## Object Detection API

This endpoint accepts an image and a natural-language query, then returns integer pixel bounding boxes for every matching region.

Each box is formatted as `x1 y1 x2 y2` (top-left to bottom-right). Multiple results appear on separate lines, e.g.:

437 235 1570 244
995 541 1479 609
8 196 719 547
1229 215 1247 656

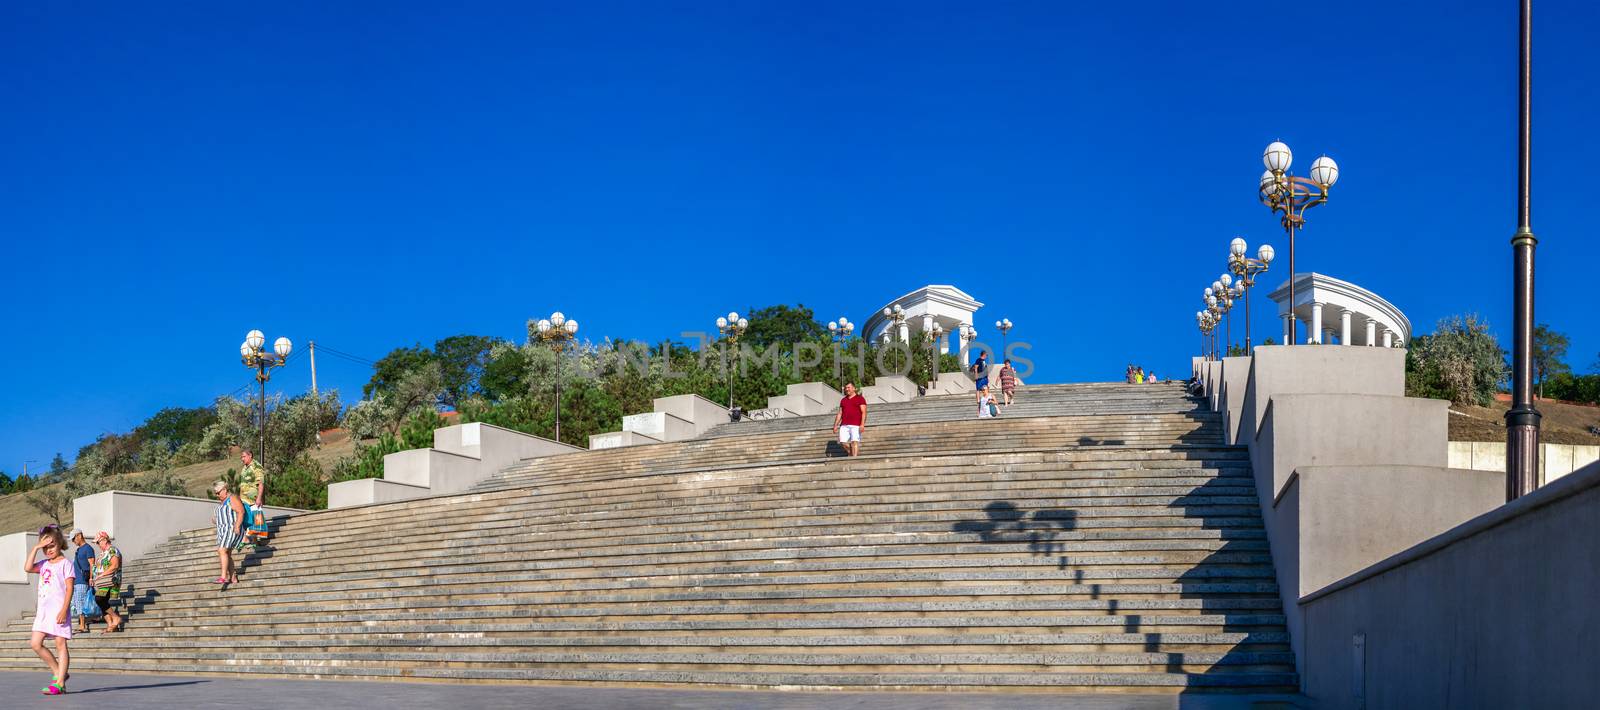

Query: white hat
69 528 85 540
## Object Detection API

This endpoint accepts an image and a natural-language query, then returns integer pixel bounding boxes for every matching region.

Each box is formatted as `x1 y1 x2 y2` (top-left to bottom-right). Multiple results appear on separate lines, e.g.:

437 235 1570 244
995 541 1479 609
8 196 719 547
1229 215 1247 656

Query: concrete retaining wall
1299 460 1600 708
1447 440 1600 483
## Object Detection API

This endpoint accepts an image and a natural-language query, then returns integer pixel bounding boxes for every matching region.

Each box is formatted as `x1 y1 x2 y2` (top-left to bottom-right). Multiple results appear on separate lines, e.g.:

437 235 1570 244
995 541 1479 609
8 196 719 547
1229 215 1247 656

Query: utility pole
309 341 319 396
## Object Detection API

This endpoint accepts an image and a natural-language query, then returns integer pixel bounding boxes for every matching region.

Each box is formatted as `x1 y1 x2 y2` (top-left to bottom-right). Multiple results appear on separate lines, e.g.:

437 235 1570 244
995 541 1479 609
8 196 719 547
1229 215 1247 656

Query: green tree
434 335 502 407
0 471 12 495
1407 314 1508 406
1532 324 1570 399
741 304 826 350
364 345 436 399
10 473 34 494
48 454 68 478
134 406 217 452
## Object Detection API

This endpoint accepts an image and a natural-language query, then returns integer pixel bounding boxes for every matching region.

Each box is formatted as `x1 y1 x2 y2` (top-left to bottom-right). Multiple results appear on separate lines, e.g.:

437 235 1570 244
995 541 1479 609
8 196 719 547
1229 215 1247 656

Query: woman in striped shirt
212 480 245 585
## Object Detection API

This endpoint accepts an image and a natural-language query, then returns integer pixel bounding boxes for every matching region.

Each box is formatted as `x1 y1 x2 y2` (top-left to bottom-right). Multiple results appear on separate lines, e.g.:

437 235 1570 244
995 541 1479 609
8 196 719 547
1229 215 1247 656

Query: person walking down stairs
832 383 868 457
212 481 245 585
998 359 1018 408
91 532 125 633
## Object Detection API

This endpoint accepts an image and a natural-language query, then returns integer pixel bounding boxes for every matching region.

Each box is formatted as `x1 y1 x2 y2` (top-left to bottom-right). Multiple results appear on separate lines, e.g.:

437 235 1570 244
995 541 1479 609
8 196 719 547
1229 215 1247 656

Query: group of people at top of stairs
1125 364 1159 384
832 355 1022 458
21 524 125 695
212 450 273 587
973 352 1019 419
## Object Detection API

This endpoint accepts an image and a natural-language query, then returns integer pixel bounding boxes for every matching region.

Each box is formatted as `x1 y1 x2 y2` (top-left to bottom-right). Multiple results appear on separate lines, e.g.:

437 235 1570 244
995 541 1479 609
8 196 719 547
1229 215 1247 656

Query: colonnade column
1340 310 1352 346
1365 318 1377 347
1310 302 1324 344
1283 315 1292 344
1382 330 1394 348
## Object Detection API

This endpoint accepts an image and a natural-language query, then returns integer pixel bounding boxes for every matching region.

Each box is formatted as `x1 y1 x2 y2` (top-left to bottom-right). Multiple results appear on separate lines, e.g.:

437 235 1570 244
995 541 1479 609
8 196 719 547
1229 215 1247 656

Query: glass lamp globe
893 304 903 314
550 312 565 327
737 318 747 329
828 321 838 332
1206 296 1217 307
1259 244 1275 263
1204 287 1213 299
245 330 265 350
240 341 252 358
1230 237 1247 256
274 337 292 358
1220 273 1233 287
1310 155 1340 187
1263 141 1292 173
1211 280 1223 293
727 312 739 324
717 317 728 328
1003 318 1012 328
1259 170 1282 196
565 319 579 334
537 319 552 333
882 307 892 317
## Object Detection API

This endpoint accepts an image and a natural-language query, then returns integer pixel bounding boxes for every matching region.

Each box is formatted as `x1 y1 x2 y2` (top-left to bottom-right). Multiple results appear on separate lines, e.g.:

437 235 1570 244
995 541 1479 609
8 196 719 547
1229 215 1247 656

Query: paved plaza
0 672 1304 709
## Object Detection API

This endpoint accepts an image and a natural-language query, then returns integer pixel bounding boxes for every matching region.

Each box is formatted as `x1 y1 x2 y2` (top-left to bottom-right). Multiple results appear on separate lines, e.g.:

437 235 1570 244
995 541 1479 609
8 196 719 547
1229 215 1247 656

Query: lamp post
535 311 579 443
717 312 750 412
881 304 908 343
1259 141 1339 344
827 317 854 342
994 318 1013 357
1212 276 1238 356
239 329 292 463
1506 0 1541 500
1229 237 1275 352
925 322 945 388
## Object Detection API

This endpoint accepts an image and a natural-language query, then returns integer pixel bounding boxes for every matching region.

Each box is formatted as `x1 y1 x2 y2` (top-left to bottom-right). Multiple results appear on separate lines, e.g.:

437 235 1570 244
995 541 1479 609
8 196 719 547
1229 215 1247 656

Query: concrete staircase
0 382 1296 693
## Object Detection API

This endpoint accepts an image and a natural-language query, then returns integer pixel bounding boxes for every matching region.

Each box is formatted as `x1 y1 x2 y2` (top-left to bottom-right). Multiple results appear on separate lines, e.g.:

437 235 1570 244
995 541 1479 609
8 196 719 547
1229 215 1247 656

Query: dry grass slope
0 433 357 535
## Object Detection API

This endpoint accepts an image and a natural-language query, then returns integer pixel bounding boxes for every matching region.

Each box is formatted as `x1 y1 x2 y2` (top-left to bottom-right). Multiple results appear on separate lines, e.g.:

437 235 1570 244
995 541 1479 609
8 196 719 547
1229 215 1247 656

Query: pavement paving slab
0 672 1305 709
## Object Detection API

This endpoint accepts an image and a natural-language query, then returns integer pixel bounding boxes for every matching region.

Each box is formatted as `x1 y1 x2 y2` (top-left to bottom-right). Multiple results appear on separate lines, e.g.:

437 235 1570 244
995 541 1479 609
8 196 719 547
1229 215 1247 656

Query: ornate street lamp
994 318 1013 357
716 311 749 412
535 311 579 443
880 304 908 343
826 317 854 342
1259 141 1339 344
1228 237 1275 351
1507 0 1541 499
239 329 292 463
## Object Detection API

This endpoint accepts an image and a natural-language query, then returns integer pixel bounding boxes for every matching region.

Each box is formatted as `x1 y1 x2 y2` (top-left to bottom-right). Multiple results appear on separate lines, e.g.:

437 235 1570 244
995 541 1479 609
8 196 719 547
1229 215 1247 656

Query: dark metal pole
554 344 563 443
1506 0 1541 500
1244 282 1253 352
1225 310 1232 357
257 366 267 465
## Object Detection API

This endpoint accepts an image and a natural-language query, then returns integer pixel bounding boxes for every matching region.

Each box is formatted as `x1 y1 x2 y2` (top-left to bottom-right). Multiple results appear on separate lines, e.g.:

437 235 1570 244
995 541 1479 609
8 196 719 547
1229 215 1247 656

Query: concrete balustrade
328 422 580 508
0 532 40 629
1199 345 1511 693
1299 459 1600 708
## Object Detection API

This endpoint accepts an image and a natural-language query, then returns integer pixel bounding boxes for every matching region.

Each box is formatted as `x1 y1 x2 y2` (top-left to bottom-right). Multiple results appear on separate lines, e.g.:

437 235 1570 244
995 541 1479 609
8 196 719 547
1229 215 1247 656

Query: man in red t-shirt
833 383 868 457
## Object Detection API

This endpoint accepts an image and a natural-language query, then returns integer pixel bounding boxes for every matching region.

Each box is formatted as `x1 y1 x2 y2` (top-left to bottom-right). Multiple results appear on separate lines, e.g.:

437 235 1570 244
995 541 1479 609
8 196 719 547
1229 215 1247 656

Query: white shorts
837 425 861 443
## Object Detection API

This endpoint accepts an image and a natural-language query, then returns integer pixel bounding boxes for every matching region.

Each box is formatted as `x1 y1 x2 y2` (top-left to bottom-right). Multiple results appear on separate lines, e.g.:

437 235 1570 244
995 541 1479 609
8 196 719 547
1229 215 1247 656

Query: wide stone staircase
0 382 1297 693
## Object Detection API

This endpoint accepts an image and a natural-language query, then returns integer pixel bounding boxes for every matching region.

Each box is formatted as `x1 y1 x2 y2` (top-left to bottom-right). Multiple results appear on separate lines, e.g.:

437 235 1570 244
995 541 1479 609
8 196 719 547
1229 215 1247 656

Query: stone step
0 658 1297 691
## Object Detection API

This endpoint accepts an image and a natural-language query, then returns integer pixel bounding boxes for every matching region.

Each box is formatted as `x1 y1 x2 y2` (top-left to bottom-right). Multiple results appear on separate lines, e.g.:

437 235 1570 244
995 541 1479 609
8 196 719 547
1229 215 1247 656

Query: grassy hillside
0 432 357 536
1449 398 1600 445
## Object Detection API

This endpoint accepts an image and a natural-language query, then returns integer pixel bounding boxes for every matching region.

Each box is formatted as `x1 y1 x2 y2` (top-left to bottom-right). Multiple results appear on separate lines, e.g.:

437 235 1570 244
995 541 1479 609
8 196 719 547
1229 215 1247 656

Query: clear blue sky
2 1 1596 471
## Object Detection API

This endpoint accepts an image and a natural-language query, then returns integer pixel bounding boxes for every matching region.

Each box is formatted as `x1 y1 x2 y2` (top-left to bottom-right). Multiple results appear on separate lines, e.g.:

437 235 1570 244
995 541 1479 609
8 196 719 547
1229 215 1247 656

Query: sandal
42 680 65 695
211 577 228 584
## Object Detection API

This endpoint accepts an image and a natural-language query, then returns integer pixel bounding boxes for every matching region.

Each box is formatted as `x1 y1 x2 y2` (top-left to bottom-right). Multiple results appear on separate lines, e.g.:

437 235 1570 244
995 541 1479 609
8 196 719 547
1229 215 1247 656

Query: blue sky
2 1 1596 471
